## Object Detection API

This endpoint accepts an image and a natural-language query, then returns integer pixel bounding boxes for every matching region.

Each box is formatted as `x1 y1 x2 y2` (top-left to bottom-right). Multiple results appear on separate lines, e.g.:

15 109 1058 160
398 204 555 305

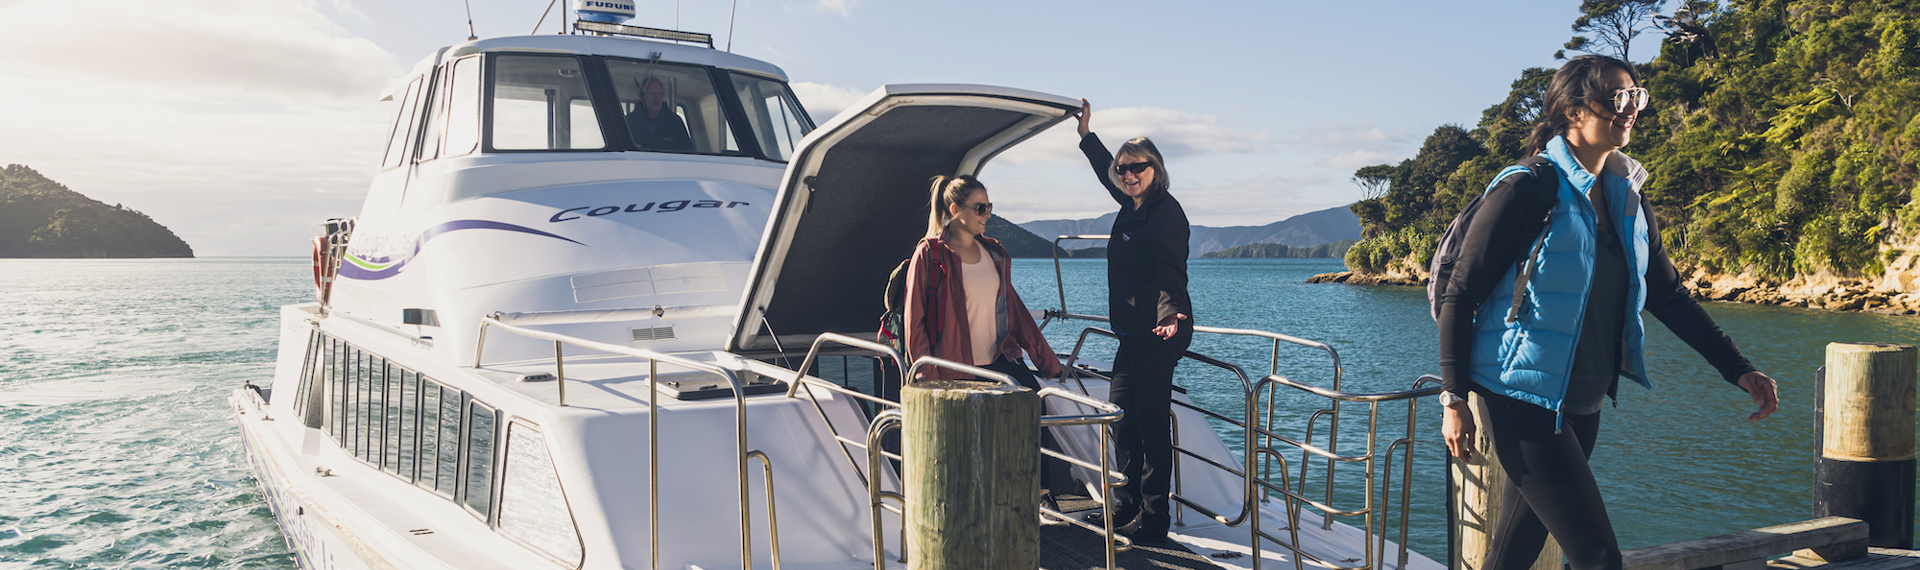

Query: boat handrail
1057 322 1440 570
470 315 761 570
492 304 734 325
1050 234 1109 316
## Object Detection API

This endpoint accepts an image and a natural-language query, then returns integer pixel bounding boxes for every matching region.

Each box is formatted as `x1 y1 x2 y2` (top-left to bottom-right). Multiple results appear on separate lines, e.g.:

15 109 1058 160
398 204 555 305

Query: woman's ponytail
925 174 986 238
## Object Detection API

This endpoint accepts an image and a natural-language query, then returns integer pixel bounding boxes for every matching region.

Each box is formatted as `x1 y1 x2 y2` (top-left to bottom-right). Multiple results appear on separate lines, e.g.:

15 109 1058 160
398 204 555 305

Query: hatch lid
727 84 1078 354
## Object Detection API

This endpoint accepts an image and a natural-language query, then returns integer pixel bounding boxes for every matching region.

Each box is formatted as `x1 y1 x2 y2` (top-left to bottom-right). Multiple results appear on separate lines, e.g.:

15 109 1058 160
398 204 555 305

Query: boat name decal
550 200 750 223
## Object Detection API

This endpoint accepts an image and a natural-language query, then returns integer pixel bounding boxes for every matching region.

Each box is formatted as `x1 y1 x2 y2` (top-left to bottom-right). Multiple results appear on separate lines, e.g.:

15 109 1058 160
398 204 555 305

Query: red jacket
903 235 1063 381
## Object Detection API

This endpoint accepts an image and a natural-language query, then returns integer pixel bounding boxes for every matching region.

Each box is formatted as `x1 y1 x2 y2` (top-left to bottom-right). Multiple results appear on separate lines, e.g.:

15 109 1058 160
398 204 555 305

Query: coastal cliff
0 165 193 258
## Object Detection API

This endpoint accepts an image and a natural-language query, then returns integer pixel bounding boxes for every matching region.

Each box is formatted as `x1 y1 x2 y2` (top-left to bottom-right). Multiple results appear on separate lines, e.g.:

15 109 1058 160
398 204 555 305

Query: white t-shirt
960 242 1001 366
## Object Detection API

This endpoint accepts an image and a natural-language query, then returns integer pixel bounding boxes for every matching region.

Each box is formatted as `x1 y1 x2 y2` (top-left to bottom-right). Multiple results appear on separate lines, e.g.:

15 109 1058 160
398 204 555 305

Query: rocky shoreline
1310 257 1920 317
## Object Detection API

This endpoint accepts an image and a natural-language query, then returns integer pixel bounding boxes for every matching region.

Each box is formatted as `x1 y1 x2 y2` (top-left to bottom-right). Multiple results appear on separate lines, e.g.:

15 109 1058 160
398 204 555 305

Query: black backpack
878 240 950 361
1427 156 1560 323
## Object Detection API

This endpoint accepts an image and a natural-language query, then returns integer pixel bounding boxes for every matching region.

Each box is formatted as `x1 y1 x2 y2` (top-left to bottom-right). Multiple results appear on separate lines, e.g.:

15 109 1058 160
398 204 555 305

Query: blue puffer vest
1468 136 1654 420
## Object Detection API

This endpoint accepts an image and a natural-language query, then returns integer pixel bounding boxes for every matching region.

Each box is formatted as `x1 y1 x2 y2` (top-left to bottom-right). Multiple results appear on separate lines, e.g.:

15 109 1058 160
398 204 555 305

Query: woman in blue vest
1435 55 1781 570
1074 99 1193 544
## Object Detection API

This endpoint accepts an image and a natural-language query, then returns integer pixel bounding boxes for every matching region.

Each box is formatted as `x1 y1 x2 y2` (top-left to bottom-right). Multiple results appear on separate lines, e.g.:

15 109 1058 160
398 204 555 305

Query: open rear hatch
728 84 1079 354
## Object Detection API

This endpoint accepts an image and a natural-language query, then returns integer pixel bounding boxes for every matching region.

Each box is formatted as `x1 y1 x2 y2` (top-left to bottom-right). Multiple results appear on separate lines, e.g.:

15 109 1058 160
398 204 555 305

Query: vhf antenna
463 0 478 40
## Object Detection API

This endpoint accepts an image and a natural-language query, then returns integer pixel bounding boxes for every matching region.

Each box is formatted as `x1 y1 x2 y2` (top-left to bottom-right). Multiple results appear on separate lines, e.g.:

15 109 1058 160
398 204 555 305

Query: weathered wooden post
1450 393 1563 570
902 379 1040 569
1815 342 1916 549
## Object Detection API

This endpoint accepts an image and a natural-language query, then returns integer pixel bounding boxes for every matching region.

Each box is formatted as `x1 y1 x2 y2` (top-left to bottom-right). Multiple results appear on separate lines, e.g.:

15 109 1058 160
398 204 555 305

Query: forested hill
1340 0 1920 313
0 165 193 258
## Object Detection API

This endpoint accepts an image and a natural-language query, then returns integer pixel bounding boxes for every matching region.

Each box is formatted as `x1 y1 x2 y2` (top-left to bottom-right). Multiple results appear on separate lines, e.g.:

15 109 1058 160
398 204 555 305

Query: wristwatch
1439 391 1467 407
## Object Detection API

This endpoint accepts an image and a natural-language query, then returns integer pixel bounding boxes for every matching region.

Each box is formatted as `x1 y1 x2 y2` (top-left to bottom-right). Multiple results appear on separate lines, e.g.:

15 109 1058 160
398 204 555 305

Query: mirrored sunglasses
968 202 993 215
1612 87 1650 113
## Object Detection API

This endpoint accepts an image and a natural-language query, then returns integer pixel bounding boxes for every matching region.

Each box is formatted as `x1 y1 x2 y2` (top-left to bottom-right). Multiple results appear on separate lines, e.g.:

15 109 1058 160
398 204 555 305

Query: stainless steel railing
1048 310 1440 570
850 353 1132 569
471 315 772 570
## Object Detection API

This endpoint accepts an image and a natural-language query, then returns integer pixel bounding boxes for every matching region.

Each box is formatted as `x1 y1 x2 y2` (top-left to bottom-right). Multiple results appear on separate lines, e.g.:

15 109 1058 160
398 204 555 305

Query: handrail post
554 341 566 407
649 357 659 570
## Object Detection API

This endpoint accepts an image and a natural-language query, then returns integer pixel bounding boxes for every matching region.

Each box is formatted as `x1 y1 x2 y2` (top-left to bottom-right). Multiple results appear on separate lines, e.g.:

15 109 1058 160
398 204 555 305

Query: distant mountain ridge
0 165 192 258
1018 204 1361 258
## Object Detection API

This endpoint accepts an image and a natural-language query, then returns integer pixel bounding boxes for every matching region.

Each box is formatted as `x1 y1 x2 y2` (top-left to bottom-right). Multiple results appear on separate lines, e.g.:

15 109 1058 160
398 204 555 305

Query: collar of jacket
1544 135 1649 196
1122 187 1173 215
928 233 1009 261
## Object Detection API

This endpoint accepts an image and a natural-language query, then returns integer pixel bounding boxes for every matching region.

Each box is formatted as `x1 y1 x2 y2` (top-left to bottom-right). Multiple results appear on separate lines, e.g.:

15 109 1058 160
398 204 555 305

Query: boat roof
383 34 790 100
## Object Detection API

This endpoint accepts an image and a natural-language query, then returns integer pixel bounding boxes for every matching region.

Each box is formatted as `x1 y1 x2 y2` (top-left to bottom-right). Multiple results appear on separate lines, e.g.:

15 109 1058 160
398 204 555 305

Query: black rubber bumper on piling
1815 457 1915 549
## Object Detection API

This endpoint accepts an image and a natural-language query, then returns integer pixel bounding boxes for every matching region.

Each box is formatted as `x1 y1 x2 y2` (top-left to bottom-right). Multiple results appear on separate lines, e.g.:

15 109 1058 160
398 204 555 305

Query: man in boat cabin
627 77 694 152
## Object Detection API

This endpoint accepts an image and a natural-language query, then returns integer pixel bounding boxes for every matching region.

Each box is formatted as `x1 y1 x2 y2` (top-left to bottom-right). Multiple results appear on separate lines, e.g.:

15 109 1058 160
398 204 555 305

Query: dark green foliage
1201 240 1357 259
1350 0 1920 282
0 165 193 258
1568 0 1670 62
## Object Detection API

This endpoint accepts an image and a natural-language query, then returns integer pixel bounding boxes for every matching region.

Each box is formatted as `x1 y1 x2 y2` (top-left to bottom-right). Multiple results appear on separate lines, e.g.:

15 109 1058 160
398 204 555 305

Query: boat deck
1038 493 1228 570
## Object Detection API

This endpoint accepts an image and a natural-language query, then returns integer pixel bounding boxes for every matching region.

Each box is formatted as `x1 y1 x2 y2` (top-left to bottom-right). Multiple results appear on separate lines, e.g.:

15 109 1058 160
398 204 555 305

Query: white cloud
790 82 870 124
815 0 860 17
0 0 403 256
998 106 1270 165
1320 150 1394 169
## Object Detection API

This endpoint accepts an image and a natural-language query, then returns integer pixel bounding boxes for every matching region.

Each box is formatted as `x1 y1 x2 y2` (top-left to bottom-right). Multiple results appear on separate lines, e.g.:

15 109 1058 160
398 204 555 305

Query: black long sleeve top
1080 133 1194 335
1436 169 1757 399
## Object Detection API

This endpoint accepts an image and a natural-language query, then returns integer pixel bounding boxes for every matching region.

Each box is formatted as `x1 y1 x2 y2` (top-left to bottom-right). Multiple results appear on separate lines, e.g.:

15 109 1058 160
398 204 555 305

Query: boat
231 9 1450 570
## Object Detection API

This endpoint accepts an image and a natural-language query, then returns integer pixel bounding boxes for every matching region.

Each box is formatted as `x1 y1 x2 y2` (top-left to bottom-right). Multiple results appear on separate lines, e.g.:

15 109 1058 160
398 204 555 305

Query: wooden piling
1816 342 1917 549
1449 392 1563 570
902 379 1040 569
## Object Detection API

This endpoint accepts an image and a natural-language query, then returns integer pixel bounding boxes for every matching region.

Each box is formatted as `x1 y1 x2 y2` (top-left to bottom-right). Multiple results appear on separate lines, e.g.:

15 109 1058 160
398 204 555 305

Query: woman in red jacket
902 174 1067 501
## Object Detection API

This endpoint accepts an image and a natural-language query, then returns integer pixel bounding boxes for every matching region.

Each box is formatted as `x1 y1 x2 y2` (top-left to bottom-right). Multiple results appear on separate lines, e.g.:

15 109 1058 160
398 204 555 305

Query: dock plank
1771 548 1920 570
1622 517 1869 570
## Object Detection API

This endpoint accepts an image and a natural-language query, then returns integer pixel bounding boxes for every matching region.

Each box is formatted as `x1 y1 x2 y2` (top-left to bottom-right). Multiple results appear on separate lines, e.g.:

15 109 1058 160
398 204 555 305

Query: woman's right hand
1075 98 1092 138
1442 402 1476 461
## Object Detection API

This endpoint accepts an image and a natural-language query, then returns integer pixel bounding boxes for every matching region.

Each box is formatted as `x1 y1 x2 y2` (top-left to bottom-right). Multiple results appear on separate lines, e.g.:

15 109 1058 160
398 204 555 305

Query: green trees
1347 0 1920 284
0 165 193 258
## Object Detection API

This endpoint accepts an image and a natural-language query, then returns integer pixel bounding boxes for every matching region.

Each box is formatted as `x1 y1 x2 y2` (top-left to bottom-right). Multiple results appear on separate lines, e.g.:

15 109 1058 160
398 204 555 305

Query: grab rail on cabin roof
471 315 765 570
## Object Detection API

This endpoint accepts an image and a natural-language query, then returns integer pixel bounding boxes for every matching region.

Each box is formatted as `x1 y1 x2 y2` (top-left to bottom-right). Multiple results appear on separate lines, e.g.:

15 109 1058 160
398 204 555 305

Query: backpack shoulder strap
1506 155 1562 324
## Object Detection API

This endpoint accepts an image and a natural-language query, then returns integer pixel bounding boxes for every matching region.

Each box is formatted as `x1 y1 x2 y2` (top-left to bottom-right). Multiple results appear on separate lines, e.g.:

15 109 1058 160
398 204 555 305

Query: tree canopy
0 165 193 258
1346 0 1920 283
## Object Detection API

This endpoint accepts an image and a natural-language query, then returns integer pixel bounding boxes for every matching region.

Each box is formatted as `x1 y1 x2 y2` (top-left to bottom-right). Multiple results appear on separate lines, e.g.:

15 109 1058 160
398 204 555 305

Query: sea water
2 257 1916 568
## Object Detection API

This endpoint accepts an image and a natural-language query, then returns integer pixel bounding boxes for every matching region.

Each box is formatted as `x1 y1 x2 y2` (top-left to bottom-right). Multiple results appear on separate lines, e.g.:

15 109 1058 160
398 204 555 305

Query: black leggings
1481 392 1622 570
1107 329 1191 531
978 356 1065 491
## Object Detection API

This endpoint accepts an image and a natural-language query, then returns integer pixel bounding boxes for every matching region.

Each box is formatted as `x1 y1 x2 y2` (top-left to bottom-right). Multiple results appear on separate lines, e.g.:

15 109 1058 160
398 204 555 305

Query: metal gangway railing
472 314 783 570
1048 235 1443 570
781 333 1132 569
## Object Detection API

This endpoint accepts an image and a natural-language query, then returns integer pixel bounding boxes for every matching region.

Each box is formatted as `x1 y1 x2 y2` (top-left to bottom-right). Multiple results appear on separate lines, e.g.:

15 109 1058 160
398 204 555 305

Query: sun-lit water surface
2 257 1914 568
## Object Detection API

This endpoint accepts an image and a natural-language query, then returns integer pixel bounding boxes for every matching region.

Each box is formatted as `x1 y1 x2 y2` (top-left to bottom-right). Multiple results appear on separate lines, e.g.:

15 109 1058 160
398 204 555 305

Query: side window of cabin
382 361 403 474
364 355 385 465
397 369 419 481
381 78 423 171
417 67 449 162
490 54 605 151
498 422 583 564
436 385 465 497
417 379 445 493
444 56 483 157
462 399 500 519
606 59 734 155
729 73 814 162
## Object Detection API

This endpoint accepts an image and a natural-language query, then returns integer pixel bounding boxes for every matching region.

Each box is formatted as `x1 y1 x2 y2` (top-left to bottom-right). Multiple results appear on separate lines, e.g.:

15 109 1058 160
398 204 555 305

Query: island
1 164 194 258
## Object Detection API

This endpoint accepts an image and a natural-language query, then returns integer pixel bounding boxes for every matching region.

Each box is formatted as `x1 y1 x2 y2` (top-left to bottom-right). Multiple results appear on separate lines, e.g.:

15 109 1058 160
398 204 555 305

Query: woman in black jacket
1073 99 1192 543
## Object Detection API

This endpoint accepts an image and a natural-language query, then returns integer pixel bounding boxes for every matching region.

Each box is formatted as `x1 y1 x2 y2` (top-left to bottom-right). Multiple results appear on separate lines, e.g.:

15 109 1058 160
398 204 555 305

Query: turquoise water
2 257 1915 568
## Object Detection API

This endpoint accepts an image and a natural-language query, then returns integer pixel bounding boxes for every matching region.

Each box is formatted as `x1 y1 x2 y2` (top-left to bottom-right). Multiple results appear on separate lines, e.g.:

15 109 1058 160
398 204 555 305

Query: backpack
1427 156 1560 323
878 240 950 362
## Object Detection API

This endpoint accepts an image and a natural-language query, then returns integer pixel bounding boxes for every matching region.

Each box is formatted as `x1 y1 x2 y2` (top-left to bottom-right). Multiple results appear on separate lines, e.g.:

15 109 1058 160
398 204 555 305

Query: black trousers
1107 329 1190 531
978 356 1065 490
1481 392 1622 570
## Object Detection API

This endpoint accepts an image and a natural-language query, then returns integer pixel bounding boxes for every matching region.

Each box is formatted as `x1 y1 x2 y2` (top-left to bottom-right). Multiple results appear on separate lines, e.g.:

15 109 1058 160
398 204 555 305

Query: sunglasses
1610 87 1650 114
1113 161 1154 176
965 202 993 215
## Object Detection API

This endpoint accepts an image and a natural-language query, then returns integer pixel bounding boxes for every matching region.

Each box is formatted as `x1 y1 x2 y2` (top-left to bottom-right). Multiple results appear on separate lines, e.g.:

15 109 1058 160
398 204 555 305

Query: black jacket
1081 133 1194 335
1436 167 1756 398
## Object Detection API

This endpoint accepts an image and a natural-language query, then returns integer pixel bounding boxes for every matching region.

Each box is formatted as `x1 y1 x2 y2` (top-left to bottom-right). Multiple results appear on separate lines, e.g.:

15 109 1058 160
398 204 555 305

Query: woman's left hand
1737 371 1779 421
1153 313 1187 340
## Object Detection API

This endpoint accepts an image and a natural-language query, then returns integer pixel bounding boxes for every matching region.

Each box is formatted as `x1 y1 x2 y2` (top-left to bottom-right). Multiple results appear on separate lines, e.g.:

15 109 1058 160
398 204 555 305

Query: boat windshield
606 58 737 154
479 52 814 161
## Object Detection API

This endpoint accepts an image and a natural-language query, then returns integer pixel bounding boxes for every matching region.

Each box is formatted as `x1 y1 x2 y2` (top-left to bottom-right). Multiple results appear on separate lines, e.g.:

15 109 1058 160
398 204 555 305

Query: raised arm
1073 99 1128 206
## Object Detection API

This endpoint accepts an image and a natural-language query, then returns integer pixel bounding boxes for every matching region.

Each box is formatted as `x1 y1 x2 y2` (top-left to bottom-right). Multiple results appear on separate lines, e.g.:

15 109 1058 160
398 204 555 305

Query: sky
0 0 1654 256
